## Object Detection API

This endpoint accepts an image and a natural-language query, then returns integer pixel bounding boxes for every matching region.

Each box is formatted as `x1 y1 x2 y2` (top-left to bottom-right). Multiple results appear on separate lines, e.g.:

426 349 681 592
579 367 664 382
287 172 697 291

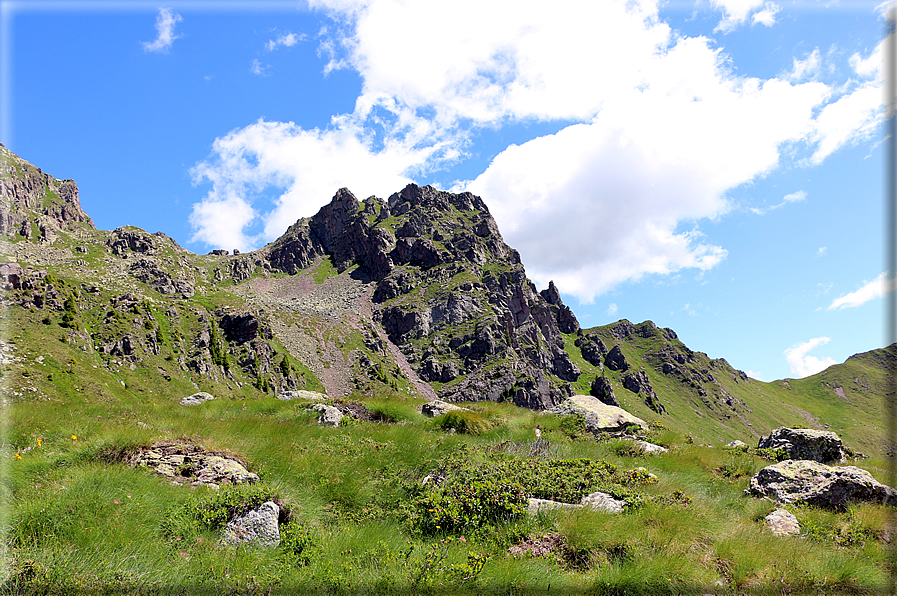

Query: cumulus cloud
787 49 822 82
827 272 896 310
752 2 781 27
784 337 838 378
266 31 305 51
712 0 776 32
142 7 182 53
189 119 436 250
188 0 885 302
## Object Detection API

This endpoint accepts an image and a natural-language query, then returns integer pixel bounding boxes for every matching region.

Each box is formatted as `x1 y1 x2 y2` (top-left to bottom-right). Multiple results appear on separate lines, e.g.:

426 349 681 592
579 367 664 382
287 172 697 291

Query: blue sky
1 0 890 382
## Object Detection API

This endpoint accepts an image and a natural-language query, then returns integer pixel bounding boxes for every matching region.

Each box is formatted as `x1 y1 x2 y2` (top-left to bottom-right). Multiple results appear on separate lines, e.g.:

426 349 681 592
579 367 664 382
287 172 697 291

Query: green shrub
411 480 527 535
559 414 588 439
434 410 491 435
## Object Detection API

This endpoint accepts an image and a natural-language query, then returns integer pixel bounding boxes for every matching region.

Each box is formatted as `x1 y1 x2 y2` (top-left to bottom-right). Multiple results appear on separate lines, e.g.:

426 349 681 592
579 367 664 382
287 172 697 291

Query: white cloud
712 0 769 32
784 337 837 378
808 80 882 164
746 369 764 381
606 303 618 316
189 0 884 302
787 49 821 82
850 44 881 79
266 31 305 51
142 7 182 53
189 119 435 250
828 272 897 310
817 247 827 257
752 2 781 27
250 59 270 76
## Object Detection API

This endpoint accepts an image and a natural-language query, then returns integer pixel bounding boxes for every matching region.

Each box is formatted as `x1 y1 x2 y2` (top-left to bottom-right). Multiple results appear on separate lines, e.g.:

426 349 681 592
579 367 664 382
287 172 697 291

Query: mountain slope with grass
2 144 895 594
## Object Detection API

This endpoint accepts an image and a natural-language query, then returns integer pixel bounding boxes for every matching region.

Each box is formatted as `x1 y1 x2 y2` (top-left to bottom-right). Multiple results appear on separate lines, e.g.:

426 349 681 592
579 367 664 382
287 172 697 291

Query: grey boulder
747 460 897 509
222 501 281 547
311 403 344 427
180 392 215 406
764 508 800 536
757 427 845 464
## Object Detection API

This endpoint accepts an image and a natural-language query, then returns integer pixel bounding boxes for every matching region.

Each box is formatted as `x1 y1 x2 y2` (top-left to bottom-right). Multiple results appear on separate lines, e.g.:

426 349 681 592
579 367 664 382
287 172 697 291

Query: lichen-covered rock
421 399 469 418
132 441 259 486
222 501 281 547
633 440 668 454
747 460 897 509
547 395 645 433
580 491 627 513
311 403 344 427
180 392 215 406
758 427 845 464
278 390 329 401
725 440 748 449
527 498 580 515
764 508 800 536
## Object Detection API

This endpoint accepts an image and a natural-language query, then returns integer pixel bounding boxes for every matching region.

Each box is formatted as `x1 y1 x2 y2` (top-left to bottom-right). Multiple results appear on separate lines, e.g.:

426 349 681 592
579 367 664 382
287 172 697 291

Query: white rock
180 392 214 406
764 508 800 536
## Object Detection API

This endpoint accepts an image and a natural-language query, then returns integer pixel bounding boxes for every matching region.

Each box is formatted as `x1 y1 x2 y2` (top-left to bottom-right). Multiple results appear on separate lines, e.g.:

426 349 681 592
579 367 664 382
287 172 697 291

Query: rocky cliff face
0 144 94 243
223 184 580 408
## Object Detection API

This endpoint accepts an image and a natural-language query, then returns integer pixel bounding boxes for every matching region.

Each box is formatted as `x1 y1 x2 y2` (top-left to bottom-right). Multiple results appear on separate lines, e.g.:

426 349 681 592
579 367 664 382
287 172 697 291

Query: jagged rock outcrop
621 370 666 414
758 427 845 464
256 184 579 410
0 143 94 240
589 376 618 407
576 335 607 368
605 345 629 372
747 460 897 509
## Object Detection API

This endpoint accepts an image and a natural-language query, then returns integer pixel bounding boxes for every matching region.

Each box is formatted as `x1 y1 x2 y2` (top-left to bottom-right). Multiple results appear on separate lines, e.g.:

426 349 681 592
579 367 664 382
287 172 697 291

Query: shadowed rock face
747 460 897 510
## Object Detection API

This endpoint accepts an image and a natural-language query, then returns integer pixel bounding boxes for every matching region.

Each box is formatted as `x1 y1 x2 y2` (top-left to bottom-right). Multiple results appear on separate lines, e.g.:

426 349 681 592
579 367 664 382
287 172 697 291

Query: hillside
1 145 895 594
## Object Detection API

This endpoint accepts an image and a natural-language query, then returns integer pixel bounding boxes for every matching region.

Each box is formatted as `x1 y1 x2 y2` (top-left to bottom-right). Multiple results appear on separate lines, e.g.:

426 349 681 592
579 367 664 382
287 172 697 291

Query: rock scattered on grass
421 399 469 418
527 491 628 515
757 427 845 464
132 441 259 487
180 392 215 406
278 390 329 401
633 440 668 454
746 460 897 509
222 501 281 548
311 403 344 427
547 395 646 433
764 508 800 536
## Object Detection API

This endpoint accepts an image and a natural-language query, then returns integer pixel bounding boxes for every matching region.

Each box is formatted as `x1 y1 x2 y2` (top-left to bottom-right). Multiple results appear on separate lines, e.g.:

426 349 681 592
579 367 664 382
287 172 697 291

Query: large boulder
746 460 897 509
547 395 645 433
758 427 845 464
222 501 281 547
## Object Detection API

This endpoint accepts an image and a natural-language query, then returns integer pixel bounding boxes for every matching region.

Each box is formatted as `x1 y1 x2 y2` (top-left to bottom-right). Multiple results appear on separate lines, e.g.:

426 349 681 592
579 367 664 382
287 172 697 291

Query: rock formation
747 460 897 509
757 427 845 464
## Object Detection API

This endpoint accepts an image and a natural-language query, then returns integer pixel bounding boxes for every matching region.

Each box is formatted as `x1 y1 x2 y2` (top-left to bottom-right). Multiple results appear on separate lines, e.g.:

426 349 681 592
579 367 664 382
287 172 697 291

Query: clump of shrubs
410 480 527 535
434 410 491 435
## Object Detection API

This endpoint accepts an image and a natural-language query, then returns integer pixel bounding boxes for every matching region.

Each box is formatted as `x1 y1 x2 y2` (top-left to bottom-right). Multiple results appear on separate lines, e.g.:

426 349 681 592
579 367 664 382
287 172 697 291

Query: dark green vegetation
1 144 895 594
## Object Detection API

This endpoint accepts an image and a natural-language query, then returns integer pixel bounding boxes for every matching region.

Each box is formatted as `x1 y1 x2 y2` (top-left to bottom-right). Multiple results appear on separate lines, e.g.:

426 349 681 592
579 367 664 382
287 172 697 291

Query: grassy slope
570 321 891 455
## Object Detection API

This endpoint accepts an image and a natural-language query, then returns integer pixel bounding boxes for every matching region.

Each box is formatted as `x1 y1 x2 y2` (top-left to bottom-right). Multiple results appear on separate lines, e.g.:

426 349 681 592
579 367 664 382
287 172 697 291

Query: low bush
410 480 528 535
434 410 492 435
